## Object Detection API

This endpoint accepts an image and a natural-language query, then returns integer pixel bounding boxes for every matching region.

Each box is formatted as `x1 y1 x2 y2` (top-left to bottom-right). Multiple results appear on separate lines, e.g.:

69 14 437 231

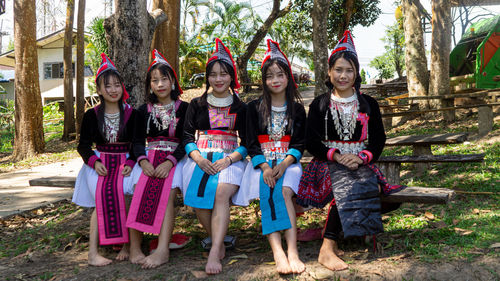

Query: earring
172 84 175 90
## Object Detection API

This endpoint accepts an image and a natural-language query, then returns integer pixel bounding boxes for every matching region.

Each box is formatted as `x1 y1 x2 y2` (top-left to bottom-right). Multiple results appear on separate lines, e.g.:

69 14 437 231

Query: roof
0 28 87 67
459 15 500 42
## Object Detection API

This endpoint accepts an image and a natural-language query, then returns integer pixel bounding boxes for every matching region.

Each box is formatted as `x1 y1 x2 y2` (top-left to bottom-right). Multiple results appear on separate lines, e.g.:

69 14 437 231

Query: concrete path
0 157 82 218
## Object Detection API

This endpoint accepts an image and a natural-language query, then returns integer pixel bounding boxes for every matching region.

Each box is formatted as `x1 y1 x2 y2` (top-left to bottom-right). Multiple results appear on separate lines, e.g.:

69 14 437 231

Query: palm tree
181 0 211 39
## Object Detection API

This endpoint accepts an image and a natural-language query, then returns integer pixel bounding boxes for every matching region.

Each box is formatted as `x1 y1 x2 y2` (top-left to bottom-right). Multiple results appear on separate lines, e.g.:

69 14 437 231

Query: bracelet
226 155 233 165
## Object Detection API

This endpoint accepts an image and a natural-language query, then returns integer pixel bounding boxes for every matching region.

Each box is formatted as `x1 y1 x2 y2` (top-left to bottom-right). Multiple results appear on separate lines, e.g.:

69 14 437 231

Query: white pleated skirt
182 153 247 204
72 151 136 208
232 161 302 207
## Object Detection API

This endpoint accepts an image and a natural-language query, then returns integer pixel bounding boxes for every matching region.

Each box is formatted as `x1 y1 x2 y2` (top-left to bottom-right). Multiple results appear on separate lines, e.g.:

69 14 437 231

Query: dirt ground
1 200 499 281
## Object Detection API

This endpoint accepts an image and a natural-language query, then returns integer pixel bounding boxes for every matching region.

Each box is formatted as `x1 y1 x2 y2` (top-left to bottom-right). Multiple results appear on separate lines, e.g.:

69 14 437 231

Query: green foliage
293 0 382 47
0 100 14 152
269 9 313 67
360 68 367 84
369 21 405 80
247 69 261 84
86 17 108 94
369 55 394 80
6 38 14 52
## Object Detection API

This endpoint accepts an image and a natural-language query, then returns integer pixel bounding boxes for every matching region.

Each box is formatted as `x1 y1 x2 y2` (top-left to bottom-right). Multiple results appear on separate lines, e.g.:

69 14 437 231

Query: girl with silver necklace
297 31 405 273
236 40 306 275
182 38 248 275
127 50 189 269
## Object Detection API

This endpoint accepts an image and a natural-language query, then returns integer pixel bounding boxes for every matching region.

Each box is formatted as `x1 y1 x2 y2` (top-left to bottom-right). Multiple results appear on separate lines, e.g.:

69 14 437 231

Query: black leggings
323 202 342 241
323 200 401 241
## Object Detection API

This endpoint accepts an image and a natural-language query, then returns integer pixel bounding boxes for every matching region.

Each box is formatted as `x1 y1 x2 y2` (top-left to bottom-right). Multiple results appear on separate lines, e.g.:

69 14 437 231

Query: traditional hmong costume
182 38 248 209
234 39 306 235
296 31 404 239
72 53 137 245
126 49 189 234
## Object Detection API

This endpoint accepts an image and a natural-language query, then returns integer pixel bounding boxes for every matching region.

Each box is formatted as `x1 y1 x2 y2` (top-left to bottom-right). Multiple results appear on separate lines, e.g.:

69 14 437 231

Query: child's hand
154 160 173 178
272 162 288 181
196 158 217 175
337 153 363 170
94 161 108 176
213 157 231 172
122 165 132 176
262 166 276 188
140 159 155 177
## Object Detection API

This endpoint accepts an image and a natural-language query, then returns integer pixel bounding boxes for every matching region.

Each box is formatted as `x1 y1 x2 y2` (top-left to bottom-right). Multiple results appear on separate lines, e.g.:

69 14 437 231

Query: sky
1 0 500 79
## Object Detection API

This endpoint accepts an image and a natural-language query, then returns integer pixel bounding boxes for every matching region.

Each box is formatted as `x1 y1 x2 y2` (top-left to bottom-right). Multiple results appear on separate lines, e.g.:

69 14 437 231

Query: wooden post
378 162 401 185
478 105 493 136
413 144 432 173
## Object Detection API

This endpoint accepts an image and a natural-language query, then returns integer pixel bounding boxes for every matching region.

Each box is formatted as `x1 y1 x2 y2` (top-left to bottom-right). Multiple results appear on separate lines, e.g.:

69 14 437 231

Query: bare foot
273 250 292 274
141 248 169 269
287 253 305 274
334 247 345 256
88 253 112 267
129 247 146 264
318 245 348 271
219 243 225 260
115 244 129 261
205 250 222 275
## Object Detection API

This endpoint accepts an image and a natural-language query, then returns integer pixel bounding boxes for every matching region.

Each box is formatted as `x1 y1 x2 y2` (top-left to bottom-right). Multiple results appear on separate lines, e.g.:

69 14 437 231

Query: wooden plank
29 177 76 188
381 102 500 117
378 153 485 163
407 91 499 100
381 186 455 204
385 132 468 146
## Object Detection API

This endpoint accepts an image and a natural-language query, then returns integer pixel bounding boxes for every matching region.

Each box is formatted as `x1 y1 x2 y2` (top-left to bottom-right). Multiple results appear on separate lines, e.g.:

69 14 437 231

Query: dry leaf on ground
454 227 473 235
190 270 208 279
424 212 435 220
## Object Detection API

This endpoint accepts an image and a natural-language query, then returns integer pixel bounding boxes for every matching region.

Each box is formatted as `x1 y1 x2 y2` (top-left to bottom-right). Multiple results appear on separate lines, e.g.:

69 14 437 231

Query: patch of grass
0 102 78 172
0 202 83 258
384 198 500 262
38 271 54 281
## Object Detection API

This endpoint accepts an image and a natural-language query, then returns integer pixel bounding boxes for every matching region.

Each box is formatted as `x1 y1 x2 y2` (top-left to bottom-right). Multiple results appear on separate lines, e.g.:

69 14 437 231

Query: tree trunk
75 0 85 138
152 0 181 74
103 1 166 108
13 0 45 160
338 0 354 41
236 0 292 93
402 0 429 109
312 0 331 97
429 0 453 121
62 0 76 141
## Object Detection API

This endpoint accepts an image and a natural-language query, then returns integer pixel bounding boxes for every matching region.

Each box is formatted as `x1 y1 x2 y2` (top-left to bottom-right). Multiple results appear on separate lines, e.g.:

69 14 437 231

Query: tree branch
238 0 292 63
150 8 167 28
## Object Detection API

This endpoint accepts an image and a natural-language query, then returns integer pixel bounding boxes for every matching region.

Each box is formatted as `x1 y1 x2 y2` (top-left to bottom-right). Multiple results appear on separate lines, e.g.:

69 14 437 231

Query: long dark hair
145 63 181 104
325 51 369 114
258 58 302 131
199 60 237 106
95 71 126 140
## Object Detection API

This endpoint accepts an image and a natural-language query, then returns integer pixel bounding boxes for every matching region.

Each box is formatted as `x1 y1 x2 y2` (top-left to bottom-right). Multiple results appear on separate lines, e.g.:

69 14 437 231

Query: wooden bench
30 174 456 205
377 153 485 185
385 132 469 155
380 89 500 134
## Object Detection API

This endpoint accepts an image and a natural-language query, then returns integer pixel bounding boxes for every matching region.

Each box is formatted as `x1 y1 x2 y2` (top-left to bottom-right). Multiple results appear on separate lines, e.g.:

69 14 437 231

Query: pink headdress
95 53 129 102
148 49 183 95
206 38 241 89
261 39 297 88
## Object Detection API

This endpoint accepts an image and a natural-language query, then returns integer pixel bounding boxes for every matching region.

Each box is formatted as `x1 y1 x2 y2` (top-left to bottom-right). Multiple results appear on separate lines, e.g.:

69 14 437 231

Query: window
43 62 76 79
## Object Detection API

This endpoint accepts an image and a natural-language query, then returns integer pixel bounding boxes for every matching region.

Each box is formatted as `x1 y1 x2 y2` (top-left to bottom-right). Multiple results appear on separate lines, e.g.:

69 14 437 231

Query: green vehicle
449 15 500 89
